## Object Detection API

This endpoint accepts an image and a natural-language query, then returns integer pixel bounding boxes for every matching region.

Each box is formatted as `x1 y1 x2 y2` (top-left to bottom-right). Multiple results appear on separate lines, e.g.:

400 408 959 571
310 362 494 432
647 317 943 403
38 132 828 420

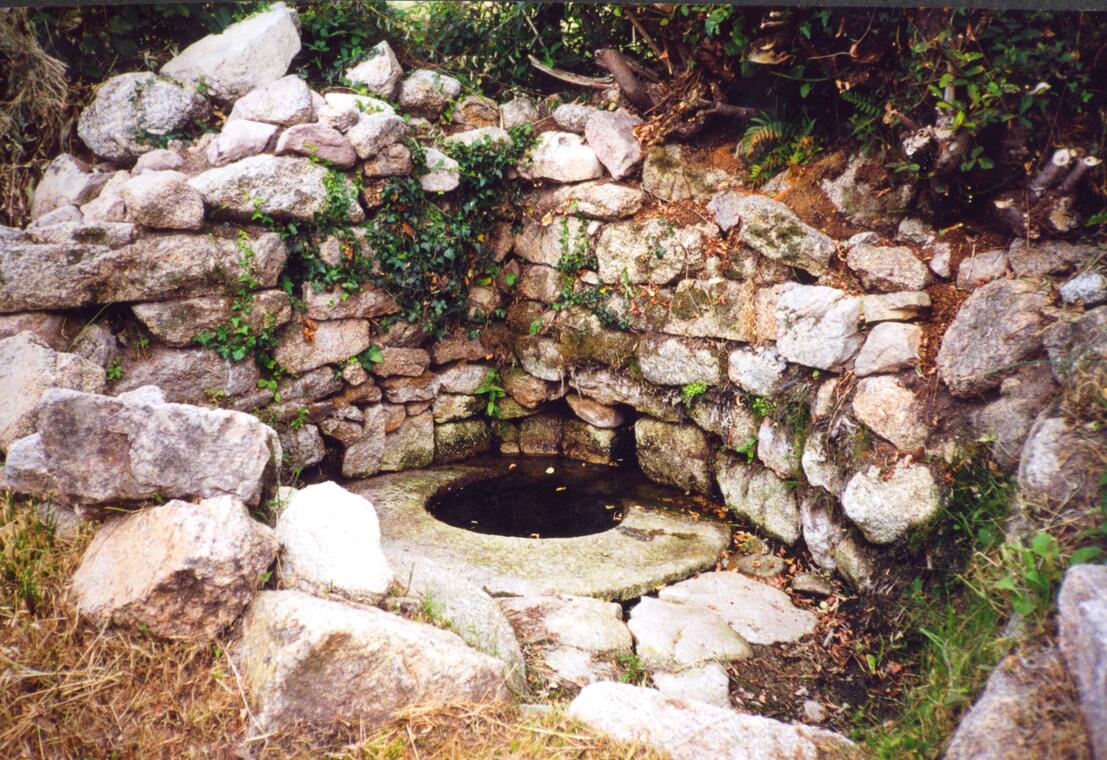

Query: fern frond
840 89 882 118
739 114 793 158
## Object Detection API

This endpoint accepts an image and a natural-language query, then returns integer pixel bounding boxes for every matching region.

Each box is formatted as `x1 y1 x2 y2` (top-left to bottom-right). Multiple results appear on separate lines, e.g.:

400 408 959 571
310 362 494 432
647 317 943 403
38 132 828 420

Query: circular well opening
427 457 629 538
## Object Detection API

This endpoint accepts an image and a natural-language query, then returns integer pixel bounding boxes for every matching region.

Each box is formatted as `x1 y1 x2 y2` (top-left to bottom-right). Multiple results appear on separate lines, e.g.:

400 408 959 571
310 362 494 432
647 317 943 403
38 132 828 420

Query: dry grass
0 494 662 759
0 8 72 227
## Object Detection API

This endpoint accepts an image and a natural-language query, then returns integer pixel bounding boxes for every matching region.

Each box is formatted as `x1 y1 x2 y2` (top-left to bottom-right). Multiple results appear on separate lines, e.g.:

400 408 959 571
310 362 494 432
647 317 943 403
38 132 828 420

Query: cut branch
1030 148 1074 199
1057 155 1100 195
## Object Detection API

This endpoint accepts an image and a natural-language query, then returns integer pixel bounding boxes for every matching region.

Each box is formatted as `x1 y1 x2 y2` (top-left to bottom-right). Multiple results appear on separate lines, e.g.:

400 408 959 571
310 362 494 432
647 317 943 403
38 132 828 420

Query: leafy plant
555 216 596 274
680 381 709 408
194 230 284 401
289 406 309 430
105 358 122 382
354 344 384 371
474 369 505 418
616 653 649 686
296 1 401 86
306 128 534 338
748 396 774 419
734 437 758 463
554 284 630 331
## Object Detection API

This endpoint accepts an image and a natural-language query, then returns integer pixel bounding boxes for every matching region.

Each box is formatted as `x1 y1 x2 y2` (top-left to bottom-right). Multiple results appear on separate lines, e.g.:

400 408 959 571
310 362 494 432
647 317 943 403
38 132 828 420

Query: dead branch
527 54 612 90
594 48 656 111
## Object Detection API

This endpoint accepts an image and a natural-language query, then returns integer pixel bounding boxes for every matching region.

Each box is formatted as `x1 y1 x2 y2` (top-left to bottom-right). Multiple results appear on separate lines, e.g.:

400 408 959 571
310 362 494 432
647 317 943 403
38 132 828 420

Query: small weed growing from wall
475 369 505 418
680 381 709 408
194 230 283 399
552 214 630 330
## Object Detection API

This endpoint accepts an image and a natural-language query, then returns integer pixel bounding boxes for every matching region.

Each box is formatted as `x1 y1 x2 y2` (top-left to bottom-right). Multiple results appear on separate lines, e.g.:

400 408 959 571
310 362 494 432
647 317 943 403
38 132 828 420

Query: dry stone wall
2 2 1106 598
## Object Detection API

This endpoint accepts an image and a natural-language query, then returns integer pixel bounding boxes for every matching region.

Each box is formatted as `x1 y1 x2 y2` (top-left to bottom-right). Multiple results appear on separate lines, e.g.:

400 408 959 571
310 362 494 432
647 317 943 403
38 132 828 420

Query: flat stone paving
347 463 730 601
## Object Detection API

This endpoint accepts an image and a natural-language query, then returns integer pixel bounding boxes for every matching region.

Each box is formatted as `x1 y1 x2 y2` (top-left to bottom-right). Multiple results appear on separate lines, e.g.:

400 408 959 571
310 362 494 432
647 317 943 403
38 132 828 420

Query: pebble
792 572 835 597
803 699 827 723
733 554 786 578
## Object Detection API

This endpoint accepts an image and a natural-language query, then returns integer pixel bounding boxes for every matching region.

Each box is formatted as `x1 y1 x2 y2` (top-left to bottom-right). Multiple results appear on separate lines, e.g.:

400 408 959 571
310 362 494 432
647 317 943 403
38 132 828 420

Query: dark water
428 456 679 538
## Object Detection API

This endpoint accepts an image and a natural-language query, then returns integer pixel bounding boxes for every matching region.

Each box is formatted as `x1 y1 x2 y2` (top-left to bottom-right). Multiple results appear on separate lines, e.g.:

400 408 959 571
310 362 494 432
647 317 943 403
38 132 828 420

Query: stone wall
3 2 1106 591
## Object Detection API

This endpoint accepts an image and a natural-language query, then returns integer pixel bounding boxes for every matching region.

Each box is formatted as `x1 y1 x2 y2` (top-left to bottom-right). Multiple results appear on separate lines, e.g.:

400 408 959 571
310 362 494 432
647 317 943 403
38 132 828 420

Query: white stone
324 91 394 117
800 431 844 496
501 594 631 688
628 597 751 670
274 319 372 374
552 103 600 133
706 190 742 233
30 154 110 220
345 41 403 99
799 493 846 570
345 112 406 159
276 481 393 604
445 126 511 149
188 155 364 222
659 571 817 645
584 109 642 180
775 284 864 370
852 375 928 450
727 345 788 397
854 322 921 376
1057 563 1107 759
235 590 510 732
500 96 540 128
530 180 645 220
0 332 105 452
937 278 1050 396
596 219 716 286
0 231 287 313
841 461 940 544
956 249 1008 289
228 74 313 126
398 69 462 118
77 73 210 162
1060 271 1107 306
756 418 798 478
735 195 836 275
637 334 721 386
419 147 460 192
161 3 301 101
132 148 184 174
71 495 277 638
205 119 278 166
860 291 931 323
651 664 732 708
715 456 800 545
928 241 953 278
846 244 930 292
275 123 357 167
398 563 527 693
121 171 204 230
514 215 595 267
4 387 281 509
568 682 855 760
519 131 604 183
896 217 934 244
